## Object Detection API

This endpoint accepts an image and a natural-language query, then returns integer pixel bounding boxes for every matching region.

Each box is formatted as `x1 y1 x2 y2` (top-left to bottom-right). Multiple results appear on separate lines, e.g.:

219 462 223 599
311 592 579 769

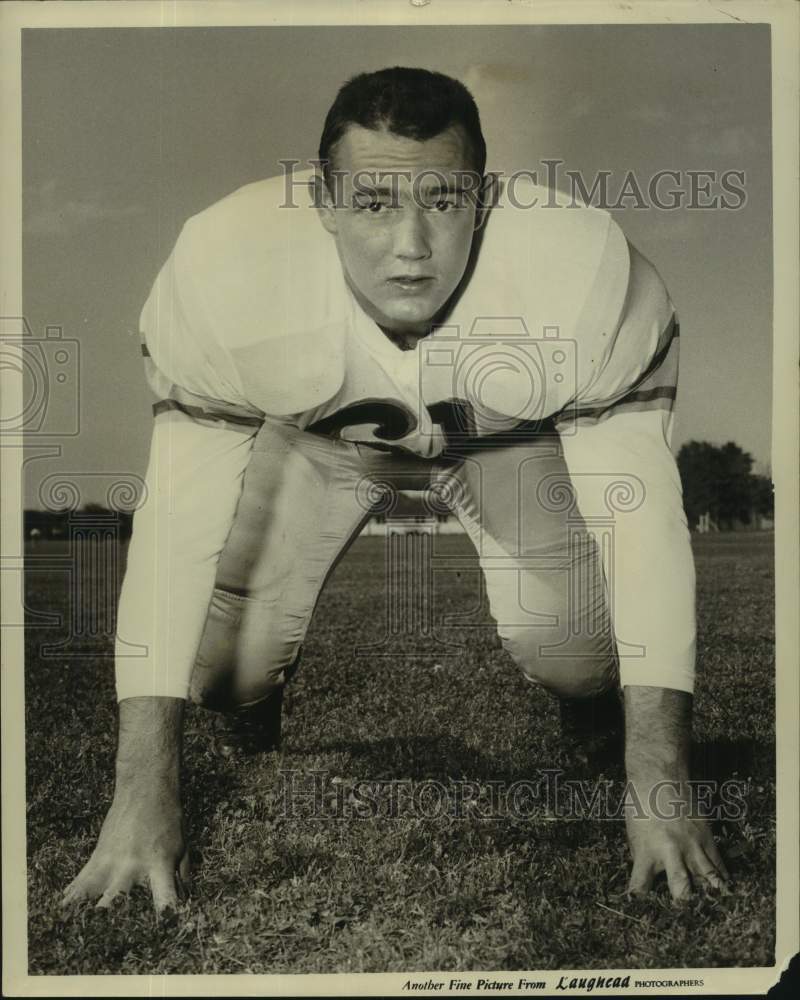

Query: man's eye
354 198 386 213
432 199 457 212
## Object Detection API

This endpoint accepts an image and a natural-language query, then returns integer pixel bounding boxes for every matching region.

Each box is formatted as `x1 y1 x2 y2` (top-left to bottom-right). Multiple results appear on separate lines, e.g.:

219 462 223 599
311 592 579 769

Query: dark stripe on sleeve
564 386 676 422
153 398 264 428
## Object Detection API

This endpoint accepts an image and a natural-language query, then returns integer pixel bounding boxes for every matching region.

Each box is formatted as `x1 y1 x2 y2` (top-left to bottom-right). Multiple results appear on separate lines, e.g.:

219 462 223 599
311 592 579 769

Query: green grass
24 531 775 974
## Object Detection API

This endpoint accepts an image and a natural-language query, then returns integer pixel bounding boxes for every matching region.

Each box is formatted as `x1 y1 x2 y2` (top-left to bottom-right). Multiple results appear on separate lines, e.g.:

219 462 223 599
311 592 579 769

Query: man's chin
378 300 443 335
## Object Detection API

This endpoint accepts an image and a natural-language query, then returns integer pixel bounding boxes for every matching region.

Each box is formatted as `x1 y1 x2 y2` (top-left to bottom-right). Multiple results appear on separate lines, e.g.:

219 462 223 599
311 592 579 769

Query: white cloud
463 62 534 109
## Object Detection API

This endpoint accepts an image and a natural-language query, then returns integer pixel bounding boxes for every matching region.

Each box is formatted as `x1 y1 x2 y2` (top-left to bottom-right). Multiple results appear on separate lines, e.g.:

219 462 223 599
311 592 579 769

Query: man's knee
501 625 617 698
189 587 301 712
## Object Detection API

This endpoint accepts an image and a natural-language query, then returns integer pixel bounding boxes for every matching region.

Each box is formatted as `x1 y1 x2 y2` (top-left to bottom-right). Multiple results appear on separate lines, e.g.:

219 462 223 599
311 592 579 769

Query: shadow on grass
692 737 775 782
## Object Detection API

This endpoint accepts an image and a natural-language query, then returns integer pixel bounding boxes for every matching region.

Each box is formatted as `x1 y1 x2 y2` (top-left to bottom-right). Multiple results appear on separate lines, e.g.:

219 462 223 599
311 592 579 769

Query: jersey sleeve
564 240 678 423
139 228 265 427
139 175 347 424
560 406 695 693
115 409 257 701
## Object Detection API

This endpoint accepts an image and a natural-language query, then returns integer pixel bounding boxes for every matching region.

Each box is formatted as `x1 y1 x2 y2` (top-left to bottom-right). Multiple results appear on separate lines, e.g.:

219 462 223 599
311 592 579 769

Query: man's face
316 124 482 337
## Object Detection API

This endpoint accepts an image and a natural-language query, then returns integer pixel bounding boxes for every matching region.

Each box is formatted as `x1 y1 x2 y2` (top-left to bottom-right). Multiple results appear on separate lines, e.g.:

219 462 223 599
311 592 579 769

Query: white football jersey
140 169 677 456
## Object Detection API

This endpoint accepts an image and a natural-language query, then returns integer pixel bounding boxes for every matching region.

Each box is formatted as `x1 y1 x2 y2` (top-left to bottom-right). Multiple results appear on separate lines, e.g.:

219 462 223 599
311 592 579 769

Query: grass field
23 530 775 975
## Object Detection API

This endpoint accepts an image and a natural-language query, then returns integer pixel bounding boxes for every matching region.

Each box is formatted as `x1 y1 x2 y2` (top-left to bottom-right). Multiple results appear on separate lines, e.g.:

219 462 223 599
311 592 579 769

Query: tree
677 440 771 530
80 502 134 539
82 502 113 515
750 474 774 520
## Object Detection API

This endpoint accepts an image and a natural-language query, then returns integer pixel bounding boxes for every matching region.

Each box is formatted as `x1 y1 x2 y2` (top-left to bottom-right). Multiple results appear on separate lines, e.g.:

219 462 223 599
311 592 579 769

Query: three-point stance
64 68 729 914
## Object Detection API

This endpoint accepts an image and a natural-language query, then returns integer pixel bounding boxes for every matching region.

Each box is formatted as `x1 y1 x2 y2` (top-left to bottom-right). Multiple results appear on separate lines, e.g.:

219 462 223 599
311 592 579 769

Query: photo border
1 1 797 996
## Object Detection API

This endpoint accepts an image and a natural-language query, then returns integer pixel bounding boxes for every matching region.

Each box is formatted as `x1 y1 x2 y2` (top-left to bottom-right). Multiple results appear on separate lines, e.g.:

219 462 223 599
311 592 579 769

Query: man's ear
311 174 338 235
474 172 500 232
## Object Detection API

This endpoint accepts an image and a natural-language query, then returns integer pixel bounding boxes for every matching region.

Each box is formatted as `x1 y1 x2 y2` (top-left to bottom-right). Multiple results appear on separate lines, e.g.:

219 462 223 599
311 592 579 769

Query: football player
63 68 729 915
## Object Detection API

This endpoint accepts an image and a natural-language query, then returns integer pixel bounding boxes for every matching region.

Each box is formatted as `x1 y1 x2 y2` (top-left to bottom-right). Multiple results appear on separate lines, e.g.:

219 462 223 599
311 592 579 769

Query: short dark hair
318 67 486 186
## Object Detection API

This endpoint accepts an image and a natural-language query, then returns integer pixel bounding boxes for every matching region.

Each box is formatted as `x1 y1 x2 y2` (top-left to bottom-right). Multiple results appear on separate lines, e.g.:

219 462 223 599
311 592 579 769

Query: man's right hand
62 697 188 915
62 783 188 913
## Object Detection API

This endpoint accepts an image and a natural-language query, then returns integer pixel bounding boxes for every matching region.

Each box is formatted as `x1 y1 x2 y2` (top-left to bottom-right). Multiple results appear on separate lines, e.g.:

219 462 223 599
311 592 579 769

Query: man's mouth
388 276 434 292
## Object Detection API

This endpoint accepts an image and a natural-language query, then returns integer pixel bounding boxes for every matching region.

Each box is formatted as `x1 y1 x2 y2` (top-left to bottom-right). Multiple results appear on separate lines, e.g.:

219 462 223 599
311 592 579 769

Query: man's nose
393 209 432 261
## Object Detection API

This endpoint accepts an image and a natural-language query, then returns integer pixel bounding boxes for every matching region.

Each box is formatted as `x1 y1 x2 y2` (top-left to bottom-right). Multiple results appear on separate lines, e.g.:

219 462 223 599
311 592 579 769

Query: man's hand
625 788 730 900
62 779 188 912
62 697 188 915
623 686 730 901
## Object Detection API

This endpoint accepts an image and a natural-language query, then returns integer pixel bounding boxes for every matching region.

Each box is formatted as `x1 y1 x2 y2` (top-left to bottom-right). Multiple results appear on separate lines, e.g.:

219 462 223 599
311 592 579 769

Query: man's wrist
114 696 185 785
624 685 692 783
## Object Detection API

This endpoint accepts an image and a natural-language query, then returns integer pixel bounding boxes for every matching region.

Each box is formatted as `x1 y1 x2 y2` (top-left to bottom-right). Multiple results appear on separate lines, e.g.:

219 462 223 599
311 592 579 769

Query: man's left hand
623 685 731 901
625 784 730 900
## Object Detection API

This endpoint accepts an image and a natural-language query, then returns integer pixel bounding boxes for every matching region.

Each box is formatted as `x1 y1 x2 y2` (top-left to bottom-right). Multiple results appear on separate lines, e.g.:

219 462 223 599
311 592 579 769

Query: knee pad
189 586 301 712
502 625 618 699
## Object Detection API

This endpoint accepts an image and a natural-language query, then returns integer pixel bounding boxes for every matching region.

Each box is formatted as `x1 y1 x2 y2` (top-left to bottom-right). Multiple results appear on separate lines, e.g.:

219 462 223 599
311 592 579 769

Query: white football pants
115 407 695 706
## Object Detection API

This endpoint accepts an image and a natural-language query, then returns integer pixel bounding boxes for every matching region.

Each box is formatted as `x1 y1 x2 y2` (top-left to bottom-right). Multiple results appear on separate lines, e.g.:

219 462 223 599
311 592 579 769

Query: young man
63 68 728 914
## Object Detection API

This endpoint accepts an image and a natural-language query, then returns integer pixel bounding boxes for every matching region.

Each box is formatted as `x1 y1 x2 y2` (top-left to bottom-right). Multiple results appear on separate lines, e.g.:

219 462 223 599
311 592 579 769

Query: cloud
463 62 532 109
25 180 144 236
464 63 532 88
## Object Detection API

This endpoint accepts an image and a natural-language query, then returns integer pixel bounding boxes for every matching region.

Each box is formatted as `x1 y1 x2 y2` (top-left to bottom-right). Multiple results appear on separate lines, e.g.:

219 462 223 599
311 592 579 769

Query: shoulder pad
168 170 347 416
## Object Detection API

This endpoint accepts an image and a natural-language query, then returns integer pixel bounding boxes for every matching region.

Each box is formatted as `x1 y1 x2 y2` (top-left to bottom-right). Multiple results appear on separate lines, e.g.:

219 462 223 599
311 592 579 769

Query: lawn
24 530 776 975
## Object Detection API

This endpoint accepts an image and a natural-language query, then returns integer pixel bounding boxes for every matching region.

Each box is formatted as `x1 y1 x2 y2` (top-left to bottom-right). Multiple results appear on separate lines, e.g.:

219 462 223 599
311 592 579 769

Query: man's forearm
115 697 184 790
624 685 691 783
62 696 187 911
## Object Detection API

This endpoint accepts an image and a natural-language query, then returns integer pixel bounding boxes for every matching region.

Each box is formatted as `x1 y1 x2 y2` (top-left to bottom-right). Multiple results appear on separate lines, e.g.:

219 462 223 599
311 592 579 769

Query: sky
21 24 773 506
